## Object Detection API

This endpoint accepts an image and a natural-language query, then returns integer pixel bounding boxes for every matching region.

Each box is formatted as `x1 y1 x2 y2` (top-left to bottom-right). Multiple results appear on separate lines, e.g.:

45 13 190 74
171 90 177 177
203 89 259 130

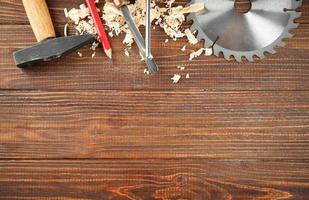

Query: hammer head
13 35 96 68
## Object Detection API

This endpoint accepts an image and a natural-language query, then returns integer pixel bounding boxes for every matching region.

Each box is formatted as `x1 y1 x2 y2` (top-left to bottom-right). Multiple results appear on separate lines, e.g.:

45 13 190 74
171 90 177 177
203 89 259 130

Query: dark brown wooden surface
0 0 308 199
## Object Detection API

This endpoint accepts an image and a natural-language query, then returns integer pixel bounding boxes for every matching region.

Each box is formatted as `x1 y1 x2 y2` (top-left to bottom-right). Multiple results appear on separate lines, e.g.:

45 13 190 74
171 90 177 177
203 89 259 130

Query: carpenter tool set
13 0 303 73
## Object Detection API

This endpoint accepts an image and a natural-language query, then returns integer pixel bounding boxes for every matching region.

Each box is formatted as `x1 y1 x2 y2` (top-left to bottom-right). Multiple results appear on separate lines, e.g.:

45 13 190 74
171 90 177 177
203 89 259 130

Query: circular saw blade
187 0 303 62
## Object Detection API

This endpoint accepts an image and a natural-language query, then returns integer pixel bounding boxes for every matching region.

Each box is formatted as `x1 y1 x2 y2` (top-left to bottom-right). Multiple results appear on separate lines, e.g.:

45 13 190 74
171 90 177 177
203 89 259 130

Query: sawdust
64 23 69 36
171 74 181 83
184 29 198 45
64 2 99 56
189 48 213 60
144 68 150 75
177 66 185 70
180 3 205 14
181 45 186 52
77 52 83 57
124 48 130 57
102 0 205 45
64 0 212 83
205 48 213 56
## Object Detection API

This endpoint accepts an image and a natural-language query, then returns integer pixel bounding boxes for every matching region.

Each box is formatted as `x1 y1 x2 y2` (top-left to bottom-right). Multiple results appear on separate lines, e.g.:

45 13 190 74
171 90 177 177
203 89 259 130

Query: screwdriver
112 0 158 73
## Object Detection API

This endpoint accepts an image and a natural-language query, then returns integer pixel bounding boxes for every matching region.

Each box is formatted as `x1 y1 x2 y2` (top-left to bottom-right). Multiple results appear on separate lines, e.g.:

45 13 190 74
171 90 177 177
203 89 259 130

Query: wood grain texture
0 1 308 91
0 159 309 200
0 24 308 91
0 90 308 159
0 0 308 199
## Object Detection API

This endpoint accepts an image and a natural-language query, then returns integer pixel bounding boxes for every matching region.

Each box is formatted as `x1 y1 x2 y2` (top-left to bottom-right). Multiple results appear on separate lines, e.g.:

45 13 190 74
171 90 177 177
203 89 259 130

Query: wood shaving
64 8 69 18
123 32 134 46
63 1 213 81
177 66 185 70
184 29 198 45
181 45 186 52
64 23 69 36
180 3 205 14
189 48 213 60
90 42 99 51
189 48 205 60
171 74 181 83
66 5 89 25
75 20 96 35
102 0 203 46
205 48 213 56
139 52 145 61
144 68 150 75
124 48 130 57
65 3 100 57
65 4 98 34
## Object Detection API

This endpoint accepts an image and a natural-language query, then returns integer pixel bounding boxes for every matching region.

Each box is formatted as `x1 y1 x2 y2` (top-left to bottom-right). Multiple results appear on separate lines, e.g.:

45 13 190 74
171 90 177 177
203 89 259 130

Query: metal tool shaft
145 0 151 59
120 6 158 73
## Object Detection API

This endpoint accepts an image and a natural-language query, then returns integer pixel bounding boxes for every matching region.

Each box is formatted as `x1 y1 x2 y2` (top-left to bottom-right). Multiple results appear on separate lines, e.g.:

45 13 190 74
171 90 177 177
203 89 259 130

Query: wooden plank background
0 0 308 199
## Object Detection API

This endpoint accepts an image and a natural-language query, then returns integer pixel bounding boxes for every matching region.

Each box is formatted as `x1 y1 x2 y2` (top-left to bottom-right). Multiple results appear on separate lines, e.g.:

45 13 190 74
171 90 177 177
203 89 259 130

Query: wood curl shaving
102 0 205 46
63 0 212 83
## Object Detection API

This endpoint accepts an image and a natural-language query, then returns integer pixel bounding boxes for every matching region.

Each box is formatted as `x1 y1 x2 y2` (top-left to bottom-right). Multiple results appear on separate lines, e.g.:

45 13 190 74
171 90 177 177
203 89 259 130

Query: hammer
13 0 97 68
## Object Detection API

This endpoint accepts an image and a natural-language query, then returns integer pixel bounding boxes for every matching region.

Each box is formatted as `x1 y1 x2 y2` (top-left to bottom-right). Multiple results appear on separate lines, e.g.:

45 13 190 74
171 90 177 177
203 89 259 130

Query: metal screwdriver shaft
120 5 158 73
145 0 151 59
121 6 146 59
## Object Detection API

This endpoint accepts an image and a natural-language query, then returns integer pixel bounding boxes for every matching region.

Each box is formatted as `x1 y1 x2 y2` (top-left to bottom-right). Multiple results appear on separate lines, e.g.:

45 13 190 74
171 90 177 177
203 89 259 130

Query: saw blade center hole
234 0 252 13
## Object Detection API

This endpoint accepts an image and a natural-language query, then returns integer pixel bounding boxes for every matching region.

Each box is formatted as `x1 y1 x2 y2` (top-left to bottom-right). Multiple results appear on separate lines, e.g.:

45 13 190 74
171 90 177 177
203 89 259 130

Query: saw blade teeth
289 23 299 29
224 54 231 61
214 46 230 61
188 0 302 62
203 40 213 48
284 32 294 39
291 12 302 20
223 52 232 61
196 32 214 47
246 55 254 62
196 33 203 41
256 53 265 60
190 21 199 34
234 55 242 62
279 41 287 47
292 0 303 9
267 49 277 55
213 45 221 57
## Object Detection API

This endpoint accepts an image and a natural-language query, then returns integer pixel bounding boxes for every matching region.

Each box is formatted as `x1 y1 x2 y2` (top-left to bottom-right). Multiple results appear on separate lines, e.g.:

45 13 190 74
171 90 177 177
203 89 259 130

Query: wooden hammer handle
22 0 56 42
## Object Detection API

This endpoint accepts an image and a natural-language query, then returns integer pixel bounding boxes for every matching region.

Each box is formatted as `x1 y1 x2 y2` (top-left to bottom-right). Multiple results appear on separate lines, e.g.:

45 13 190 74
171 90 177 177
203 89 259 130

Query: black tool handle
22 0 56 42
